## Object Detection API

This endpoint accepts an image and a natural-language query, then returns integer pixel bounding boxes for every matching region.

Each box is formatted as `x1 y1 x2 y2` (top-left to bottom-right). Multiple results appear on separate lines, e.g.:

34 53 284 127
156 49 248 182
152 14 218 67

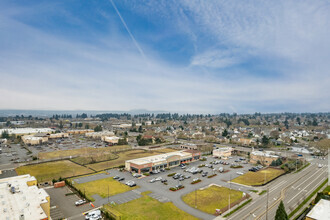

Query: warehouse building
0 174 50 220
125 150 201 174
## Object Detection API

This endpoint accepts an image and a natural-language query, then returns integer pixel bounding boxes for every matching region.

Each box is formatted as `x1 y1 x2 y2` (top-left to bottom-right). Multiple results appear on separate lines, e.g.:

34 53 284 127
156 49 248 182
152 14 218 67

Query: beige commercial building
0 128 54 137
22 135 48 145
85 131 115 139
125 150 201 174
0 174 50 220
213 147 233 159
49 132 69 138
305 199 330 220
67 129 94 135
250 150 279 166
102 136 120 144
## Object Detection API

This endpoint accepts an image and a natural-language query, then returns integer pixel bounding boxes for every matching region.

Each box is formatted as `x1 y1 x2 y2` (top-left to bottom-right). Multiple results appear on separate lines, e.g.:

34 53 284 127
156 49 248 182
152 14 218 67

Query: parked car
161 179 167 183
75 199 86 206
113 175 120 179
193 178 199 182
219 167 224 173
126 181 136 187
149 178 156 183
155 177 163 181
133 173 142 178
118 177 125 181
236 172 244 175
184 175 191 179
85 210 101 220
175 184 183 189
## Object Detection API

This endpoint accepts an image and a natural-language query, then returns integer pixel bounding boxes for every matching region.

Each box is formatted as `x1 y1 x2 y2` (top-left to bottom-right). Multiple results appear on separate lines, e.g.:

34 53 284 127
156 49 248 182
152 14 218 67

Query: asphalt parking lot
46 186 94 220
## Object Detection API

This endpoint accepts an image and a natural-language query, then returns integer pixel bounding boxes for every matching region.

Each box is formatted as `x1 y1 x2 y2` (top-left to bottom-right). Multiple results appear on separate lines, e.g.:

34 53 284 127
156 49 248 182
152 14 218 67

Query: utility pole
229 174 231 214
108 185 109 203
266 187 269 220
195 188 197 208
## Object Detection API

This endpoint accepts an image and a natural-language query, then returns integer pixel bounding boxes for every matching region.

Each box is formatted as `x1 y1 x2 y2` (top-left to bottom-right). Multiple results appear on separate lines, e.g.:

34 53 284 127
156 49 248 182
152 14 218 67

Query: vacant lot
182 185 243 214
71 154 118 165
16 160 93 182
38 145 131 160
232 168 285 186
87 149 177 171
72 177 138 201
104 192 198 220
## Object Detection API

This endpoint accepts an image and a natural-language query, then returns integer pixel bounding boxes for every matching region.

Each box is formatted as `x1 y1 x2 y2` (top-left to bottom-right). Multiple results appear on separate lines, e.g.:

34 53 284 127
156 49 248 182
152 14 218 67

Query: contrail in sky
109 0 147 62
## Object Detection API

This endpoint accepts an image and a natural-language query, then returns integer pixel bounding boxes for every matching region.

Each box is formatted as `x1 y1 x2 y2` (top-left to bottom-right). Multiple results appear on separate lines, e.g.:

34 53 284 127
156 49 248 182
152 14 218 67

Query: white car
155 177 163 181
75 199 86 206
149 178 156 183
236 172 244 175
193 178 199 182
318 164 322 168
85 210 101 220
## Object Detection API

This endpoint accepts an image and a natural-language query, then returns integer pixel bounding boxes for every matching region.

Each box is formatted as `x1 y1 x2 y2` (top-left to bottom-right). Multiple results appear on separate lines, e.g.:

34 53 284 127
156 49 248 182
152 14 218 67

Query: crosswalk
148 192 170 203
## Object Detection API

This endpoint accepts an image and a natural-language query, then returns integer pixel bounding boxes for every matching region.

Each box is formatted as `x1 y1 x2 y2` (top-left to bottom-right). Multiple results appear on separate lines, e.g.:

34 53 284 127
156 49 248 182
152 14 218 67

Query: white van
85 210 101 220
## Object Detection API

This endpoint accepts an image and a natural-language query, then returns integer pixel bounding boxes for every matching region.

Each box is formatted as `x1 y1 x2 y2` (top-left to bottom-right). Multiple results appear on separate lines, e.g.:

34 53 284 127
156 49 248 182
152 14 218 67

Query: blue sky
0 0 329 113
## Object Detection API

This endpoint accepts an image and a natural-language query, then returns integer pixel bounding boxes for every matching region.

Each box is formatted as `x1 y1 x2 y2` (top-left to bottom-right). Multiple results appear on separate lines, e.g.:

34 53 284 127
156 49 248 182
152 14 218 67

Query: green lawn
182 185 243 214
16 160 93 182
72 176 138 201
232 168 285 186
104 193 198 220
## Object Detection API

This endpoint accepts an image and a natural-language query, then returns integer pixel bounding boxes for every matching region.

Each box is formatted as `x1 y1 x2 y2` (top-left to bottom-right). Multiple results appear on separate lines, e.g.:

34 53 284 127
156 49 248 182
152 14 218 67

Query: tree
1 130 9 139
284 119 289 129
78 122 83 128
222 129 228 137
118 138 128 145
94 125 102 132
138 126 143 133
59 121 63 129
262 135 269 146
85 124 90 129
312 118 318 126
275 201 288 220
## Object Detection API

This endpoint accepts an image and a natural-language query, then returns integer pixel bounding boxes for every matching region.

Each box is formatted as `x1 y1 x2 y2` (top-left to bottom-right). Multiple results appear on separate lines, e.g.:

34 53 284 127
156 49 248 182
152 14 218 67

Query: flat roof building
0 128 54 136
0 174 50 220
213 147 233 159
125 150 201 174
305 199 330 220
250 150 279 166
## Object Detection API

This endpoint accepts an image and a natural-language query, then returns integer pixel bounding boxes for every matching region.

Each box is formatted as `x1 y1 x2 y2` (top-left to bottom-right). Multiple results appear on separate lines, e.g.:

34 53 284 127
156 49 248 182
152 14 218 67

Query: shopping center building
125 150 201 174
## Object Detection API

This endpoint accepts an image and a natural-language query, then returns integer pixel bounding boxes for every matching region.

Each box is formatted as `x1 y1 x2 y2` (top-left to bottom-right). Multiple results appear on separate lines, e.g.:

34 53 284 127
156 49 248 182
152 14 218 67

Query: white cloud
0 1 329 113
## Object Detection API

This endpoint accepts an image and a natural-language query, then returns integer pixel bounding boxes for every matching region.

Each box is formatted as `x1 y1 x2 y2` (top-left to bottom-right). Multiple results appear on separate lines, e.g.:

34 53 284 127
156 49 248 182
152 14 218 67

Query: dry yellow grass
16 160 93 182
232 168 285 186
38 145 131 160
182 185 243 214
73 177 138 201
87 148 177 171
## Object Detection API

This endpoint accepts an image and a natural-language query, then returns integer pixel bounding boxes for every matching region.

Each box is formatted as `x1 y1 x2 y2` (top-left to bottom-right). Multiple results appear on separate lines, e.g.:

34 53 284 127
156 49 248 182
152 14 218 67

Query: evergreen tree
275 201 288 220
222 129 228 137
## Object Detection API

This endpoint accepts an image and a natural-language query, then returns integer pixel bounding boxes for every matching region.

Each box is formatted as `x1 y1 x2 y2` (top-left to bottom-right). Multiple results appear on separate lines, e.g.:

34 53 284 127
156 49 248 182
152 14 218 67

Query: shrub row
207 174 217 178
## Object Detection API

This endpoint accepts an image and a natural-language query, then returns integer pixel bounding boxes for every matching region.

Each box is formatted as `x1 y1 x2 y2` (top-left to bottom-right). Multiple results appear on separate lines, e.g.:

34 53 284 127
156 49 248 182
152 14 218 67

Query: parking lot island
232 167 285 186
182 185 246 215
103 191 199 220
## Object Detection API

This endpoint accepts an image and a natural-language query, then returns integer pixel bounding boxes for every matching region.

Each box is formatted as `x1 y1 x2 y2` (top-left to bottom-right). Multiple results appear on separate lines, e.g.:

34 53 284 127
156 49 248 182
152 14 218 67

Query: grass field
38 145 131 160
87 148 177 171
72 177 138 201
182 185 243 214
16 160 93 182
104 192 198 220
232 168 285 186
71 154 118 165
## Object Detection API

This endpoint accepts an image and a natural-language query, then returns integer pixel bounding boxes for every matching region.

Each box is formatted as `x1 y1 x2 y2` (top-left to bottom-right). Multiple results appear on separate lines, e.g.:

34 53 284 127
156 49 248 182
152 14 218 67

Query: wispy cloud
0 1 329 113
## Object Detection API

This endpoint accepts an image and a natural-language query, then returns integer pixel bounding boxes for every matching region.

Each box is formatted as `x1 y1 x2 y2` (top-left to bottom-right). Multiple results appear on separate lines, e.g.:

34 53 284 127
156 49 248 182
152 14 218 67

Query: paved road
227 158 328 220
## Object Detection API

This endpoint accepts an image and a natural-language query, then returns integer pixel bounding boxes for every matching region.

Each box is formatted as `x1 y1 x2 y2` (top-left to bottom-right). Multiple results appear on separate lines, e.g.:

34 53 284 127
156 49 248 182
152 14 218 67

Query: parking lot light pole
108 185 109 203
229 174 231 214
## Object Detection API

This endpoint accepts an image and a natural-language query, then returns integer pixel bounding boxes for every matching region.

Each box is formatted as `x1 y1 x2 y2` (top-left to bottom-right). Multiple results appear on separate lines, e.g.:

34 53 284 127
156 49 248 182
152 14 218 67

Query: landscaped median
103 191 198 220
232 168 285 186
182 185 249 215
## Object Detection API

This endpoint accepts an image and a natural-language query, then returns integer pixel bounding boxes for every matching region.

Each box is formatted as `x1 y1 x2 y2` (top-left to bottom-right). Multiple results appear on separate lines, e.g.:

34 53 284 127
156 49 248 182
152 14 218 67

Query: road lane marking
287 171 326 204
